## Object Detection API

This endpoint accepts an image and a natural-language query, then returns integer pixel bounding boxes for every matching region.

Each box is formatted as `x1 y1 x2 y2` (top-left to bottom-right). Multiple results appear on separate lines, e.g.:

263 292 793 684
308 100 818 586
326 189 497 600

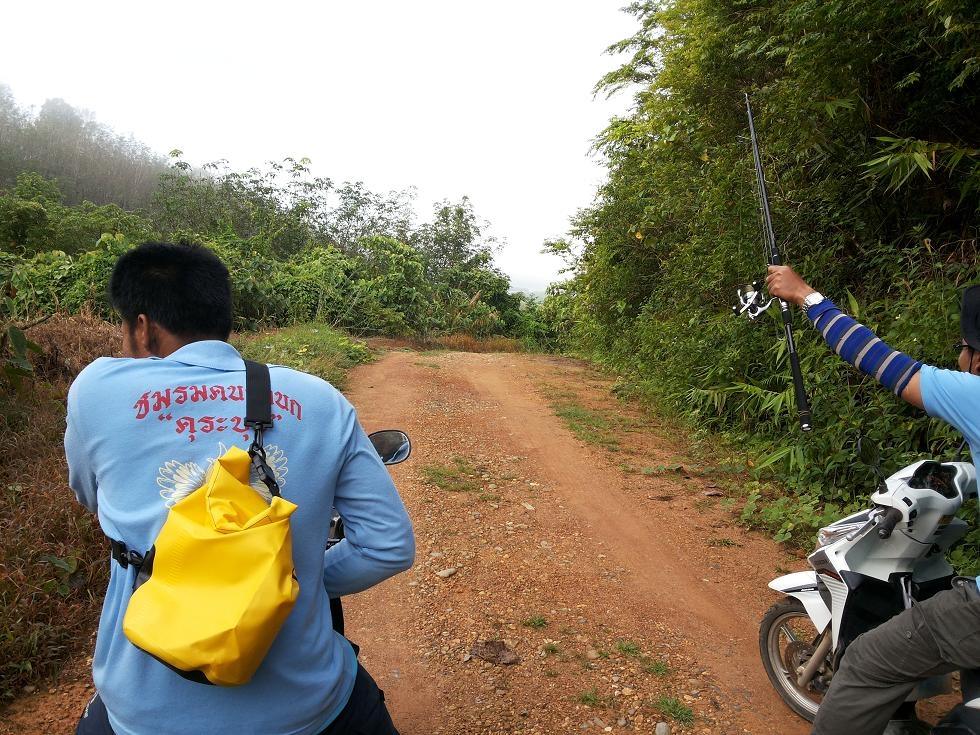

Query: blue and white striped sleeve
806 299 922 396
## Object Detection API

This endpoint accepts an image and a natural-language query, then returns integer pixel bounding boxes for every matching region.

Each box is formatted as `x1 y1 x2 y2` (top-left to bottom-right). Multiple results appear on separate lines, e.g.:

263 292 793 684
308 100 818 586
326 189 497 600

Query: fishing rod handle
779 300 813 432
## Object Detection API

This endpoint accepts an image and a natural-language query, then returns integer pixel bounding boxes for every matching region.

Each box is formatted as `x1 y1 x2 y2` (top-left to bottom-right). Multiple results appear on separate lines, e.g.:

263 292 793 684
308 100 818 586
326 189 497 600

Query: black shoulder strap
243 360 281 498
244 359 273 430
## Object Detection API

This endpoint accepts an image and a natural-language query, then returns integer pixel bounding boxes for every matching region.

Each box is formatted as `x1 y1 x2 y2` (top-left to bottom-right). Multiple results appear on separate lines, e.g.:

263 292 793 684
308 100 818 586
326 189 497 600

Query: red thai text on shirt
133 384 303 442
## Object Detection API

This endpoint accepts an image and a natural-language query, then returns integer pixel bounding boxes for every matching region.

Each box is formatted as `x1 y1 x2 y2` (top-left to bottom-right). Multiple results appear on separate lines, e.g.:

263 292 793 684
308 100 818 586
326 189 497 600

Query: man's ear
133 314 154 357
972 348 980 376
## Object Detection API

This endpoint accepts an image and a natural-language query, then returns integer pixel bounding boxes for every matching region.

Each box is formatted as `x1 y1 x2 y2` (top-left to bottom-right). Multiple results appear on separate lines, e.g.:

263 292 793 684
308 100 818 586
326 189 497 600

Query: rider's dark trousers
317 663 399 735
76 663 399 735
812 577 980 735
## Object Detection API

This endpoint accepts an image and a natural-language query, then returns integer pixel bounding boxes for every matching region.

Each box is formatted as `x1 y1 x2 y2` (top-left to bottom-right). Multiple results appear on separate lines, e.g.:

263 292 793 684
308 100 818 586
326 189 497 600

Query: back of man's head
109 241 233 341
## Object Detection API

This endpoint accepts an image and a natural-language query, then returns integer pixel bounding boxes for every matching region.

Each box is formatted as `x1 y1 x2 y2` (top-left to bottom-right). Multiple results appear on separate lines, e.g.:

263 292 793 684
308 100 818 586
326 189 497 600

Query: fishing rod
732 93 813 432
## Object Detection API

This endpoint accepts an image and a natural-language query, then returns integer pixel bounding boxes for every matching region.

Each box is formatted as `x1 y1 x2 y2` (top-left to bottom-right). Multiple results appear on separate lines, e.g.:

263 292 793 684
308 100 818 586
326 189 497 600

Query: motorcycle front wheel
760 597 831 722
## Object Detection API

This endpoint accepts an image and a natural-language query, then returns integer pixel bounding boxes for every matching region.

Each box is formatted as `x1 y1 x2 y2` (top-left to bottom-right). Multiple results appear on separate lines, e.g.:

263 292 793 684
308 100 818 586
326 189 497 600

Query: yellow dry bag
111 360 299 686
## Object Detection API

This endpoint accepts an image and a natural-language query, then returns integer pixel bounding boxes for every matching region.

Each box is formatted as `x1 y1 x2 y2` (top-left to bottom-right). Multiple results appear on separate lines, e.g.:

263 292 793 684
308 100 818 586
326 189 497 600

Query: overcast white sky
1 1 635 294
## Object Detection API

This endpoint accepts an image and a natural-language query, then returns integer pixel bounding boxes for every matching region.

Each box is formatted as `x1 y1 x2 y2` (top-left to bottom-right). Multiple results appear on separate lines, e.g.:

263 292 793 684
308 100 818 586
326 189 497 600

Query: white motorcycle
760 457 980 730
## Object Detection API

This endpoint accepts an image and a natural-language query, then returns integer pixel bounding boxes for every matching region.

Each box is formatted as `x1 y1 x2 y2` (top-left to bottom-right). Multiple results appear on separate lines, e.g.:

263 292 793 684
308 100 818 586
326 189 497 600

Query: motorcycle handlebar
876 507 904 539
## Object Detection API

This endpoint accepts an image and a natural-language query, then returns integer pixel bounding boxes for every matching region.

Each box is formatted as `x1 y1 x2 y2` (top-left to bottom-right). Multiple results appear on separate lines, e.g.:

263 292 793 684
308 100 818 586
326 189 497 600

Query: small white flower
157 460 206 506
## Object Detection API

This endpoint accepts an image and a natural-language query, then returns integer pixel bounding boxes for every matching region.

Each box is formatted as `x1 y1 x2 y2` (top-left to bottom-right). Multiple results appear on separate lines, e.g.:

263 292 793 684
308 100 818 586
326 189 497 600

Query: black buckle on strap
249 442 282 498
109 538 144 569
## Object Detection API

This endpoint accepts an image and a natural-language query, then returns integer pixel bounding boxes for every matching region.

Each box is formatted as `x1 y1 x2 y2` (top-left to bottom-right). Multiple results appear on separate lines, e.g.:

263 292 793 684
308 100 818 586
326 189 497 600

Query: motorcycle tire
760 597 828 723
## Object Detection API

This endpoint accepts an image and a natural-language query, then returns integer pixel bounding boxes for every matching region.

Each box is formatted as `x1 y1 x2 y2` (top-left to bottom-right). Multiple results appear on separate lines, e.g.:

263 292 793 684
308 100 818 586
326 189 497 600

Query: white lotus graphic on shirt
156 443 289 507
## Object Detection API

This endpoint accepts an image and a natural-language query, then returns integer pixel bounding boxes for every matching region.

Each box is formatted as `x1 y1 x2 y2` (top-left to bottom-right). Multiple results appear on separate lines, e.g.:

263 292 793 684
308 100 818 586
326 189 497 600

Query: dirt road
2 348 810 734
344 349 808 735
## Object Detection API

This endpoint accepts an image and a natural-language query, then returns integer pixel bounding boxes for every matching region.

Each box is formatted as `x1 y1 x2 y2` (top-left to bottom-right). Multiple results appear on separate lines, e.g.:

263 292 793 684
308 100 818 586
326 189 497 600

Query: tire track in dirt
344 349 810 735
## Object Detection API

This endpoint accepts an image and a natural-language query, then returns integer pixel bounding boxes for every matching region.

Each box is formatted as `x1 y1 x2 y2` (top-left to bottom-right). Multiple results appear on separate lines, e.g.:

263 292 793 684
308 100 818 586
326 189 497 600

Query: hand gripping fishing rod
732 93 813 432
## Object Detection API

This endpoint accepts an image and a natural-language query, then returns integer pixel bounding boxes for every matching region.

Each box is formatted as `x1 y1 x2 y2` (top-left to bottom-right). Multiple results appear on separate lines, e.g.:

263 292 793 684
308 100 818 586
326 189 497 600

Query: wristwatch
802 291 825 315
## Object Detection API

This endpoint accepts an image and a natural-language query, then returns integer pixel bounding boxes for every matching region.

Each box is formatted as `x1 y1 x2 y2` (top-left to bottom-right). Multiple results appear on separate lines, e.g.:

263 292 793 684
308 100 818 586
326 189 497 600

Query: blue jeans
76 664 398 735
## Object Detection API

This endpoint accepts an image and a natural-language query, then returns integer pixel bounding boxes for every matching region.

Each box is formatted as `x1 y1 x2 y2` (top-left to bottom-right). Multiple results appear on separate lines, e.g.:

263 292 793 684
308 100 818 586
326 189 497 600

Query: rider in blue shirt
69 241 415 735
767 265 980 735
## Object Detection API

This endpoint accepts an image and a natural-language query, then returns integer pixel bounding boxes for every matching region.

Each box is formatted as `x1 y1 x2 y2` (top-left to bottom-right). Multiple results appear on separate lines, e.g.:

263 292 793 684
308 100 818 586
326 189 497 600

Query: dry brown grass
28 309 122 384
424 334 525 353
0 313 119 701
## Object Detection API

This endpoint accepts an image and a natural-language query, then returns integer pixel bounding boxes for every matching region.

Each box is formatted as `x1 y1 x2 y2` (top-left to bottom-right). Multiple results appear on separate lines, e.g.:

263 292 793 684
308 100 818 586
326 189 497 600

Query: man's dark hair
109 241 233 340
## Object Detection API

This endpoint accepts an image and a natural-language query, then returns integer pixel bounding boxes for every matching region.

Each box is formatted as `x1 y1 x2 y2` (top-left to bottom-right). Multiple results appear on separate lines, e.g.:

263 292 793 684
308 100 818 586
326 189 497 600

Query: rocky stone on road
470 639 520 665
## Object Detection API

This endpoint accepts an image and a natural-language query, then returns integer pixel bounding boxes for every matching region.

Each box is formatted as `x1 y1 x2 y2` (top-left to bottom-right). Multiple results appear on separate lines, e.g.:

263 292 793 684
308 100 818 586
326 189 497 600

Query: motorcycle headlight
816 521 868 549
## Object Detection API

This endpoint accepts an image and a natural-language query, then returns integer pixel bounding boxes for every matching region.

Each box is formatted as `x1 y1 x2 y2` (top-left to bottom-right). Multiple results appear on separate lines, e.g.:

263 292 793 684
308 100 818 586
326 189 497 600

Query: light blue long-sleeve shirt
919 365 980 586
920 365 980 463
65 339 414 735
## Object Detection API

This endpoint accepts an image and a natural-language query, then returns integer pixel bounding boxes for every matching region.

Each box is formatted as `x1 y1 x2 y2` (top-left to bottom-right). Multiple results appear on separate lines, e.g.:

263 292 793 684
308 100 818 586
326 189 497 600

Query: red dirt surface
344 350 809 735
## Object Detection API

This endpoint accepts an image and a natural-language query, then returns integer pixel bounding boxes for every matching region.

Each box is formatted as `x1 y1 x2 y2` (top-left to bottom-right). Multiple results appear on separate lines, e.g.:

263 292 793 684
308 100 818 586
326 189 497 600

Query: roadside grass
642 658 670 676
641 462 698 477
552 401 621 450
523 614 548 629
539 384 577 402
542 642 560 655
652 695 695 724
577 688 610 708
707 537 737 548
234 323 371 389
405 334 524 353
693 497 715 511
422 457 481 493
546 382 659 452
426 334 524 353
548 364 843 574
615 639 641 657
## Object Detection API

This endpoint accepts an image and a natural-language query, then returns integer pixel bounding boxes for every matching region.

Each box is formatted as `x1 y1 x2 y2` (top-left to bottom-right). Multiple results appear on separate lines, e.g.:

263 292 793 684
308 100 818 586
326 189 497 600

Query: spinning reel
732 280 776 321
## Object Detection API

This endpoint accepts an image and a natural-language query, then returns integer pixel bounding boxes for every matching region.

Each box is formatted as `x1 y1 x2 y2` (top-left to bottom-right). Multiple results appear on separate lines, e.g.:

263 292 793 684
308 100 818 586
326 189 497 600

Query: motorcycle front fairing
768 571 831 633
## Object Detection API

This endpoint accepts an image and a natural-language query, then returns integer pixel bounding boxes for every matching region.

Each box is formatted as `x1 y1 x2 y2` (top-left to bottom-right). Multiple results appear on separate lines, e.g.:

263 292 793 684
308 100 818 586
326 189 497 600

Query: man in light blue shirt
69 241 415 735
767 265 980 734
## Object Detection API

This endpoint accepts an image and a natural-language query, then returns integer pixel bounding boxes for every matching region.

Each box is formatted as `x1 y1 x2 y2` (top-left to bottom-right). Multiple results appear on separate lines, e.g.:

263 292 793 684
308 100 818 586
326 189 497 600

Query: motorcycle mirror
368 430 412 465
